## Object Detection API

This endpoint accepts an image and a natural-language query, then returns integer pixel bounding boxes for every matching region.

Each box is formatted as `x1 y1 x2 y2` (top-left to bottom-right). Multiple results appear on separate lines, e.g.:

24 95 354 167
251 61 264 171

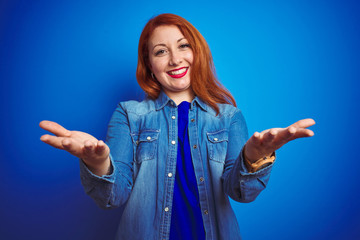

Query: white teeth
169 68 187 75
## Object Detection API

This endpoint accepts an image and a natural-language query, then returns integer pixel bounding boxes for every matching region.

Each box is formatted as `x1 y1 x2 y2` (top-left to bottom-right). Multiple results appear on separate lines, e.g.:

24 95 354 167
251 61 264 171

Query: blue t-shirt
169 101 205 240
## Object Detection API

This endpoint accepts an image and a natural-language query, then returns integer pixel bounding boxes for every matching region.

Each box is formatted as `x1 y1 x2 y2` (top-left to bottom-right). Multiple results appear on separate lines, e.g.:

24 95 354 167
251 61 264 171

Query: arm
221 110 272 203
222 111 315 203
79 103 134 209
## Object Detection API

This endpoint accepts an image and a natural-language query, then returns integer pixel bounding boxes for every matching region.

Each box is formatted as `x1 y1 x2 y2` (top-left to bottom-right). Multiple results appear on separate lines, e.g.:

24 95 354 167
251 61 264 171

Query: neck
163 88 195 105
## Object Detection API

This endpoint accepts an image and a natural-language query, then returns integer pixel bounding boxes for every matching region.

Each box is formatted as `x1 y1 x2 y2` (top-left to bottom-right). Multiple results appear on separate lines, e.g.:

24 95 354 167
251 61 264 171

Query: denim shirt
79 91 274 240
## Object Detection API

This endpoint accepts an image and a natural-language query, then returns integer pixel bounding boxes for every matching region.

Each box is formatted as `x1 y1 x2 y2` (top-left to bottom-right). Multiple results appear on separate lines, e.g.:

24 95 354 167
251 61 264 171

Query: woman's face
148 25 194 100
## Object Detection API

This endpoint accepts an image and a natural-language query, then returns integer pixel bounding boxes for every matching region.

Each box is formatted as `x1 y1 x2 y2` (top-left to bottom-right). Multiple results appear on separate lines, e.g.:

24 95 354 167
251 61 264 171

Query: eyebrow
152 38 186 50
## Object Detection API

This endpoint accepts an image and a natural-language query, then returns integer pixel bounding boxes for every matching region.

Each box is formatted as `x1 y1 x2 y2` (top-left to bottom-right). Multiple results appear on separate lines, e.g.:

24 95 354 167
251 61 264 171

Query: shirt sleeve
79 103 134 209
221 109 274 203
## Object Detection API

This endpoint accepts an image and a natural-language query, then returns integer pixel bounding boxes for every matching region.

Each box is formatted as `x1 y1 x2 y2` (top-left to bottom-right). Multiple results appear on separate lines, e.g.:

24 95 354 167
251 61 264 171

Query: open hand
39 120 110 175
244 118 315 162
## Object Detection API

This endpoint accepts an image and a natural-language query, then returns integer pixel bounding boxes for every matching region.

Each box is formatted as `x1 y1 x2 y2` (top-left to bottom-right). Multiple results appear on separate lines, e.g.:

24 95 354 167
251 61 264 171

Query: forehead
148 25 185 46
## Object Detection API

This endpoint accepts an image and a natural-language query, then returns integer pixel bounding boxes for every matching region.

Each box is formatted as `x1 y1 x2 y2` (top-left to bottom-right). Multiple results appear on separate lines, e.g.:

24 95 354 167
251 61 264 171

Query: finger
62 138 83 157
290 129 314 140
83 140 96 156
249 132 262 146
95 140 107 155
279 126 296 140
39 120 71 137
291 118 316 129
272 126 296 146
40 134 65 150
258 128 281 138
262 129 277 144
276 128 314 146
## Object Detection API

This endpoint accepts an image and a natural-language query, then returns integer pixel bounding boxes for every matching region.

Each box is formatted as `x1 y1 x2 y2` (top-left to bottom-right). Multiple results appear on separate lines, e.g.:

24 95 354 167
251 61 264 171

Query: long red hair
136 13 236 114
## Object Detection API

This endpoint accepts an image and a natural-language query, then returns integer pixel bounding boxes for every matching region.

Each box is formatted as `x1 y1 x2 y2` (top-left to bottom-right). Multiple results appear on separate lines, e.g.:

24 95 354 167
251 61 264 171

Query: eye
155 49 166 56
179 43 191 49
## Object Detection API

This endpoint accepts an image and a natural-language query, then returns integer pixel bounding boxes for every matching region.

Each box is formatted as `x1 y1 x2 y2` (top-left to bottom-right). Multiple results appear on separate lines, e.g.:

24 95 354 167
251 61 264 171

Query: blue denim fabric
79 91 274 240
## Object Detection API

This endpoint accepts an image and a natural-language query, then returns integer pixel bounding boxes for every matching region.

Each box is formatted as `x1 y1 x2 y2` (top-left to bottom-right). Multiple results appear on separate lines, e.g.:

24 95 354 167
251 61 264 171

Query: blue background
1 0 359 239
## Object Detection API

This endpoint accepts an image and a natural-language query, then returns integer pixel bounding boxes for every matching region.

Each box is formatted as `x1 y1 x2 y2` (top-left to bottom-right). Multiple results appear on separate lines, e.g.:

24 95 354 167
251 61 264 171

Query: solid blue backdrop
1 0 359 239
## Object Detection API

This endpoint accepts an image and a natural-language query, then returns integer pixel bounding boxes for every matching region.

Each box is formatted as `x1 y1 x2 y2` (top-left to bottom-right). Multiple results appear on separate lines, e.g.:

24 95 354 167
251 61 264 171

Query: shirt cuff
79 154 116 184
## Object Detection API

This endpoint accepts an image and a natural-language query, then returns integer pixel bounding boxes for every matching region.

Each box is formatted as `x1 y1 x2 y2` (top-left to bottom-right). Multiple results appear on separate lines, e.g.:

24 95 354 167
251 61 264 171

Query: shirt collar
155 91 173 110
191 96 208 112
154 90 208 112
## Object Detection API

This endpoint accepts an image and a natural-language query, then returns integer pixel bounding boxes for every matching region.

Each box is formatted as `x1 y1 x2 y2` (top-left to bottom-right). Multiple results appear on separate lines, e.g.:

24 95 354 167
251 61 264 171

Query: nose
169 51 182 66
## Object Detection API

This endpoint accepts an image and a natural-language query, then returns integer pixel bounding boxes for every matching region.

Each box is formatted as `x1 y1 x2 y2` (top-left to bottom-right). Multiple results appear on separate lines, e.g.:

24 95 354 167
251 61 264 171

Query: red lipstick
167 67 188 78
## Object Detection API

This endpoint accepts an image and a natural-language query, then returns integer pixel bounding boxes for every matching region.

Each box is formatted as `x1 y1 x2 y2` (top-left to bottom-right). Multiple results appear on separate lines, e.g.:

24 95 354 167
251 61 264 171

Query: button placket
187 106 213 237
160 106 178 239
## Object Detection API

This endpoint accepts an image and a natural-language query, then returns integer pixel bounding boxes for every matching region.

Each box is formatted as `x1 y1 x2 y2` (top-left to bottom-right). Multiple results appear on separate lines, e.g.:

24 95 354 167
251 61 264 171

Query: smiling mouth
167 67 188 78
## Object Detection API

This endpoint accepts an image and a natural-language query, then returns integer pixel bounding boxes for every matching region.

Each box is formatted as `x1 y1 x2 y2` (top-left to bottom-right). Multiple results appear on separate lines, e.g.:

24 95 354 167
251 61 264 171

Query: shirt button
199 177 204 182
168 173 173 177
164 207 169 212
147 136 151 141
193 145 197 149
135 140 139 145
204 209 208 215
191 119 195 122
172 116 176 120
170 102 174 106
171 140 176 145
214 138 218 141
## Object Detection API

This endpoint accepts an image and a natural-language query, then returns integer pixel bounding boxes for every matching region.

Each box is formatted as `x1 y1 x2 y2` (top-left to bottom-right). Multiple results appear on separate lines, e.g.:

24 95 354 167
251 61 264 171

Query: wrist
243 151 276 173
84 157 111 176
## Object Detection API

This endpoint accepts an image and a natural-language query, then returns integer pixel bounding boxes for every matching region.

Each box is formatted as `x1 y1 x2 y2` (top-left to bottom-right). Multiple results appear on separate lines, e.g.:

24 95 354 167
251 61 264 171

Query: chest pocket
131 130 159 162
206 129 228 163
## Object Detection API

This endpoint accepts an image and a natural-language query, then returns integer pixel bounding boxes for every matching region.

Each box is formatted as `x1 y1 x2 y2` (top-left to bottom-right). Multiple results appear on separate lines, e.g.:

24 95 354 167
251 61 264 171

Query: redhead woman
40 13 315 240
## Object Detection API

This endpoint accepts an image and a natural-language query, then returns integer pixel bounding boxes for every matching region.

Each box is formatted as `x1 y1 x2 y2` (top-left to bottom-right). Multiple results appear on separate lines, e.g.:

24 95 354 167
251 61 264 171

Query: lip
167 67 188 79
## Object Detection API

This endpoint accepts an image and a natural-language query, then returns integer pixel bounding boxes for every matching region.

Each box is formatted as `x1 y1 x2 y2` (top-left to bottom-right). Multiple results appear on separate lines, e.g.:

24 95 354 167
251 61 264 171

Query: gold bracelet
244 152 276 173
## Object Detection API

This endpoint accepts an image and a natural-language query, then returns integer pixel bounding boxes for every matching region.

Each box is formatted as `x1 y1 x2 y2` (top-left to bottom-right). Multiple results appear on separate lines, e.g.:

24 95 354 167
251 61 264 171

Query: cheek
150 59 165 74
186 52 194 65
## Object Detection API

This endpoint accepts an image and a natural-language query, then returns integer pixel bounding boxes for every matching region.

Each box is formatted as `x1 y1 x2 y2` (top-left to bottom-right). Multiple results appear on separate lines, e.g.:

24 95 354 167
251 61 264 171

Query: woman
40 13 315 240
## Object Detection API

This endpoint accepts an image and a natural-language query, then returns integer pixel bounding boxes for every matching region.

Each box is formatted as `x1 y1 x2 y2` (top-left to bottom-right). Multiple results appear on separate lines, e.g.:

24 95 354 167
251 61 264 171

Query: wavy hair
136 13 236 114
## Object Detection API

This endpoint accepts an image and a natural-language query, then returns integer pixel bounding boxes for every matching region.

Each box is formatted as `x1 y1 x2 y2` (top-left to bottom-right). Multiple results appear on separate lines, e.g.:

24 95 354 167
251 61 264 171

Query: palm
39 121 109 167
244 118 315 162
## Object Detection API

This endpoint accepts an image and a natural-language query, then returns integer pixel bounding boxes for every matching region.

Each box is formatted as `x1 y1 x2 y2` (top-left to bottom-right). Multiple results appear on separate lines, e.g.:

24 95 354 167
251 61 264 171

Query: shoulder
117 98 156 116
205 103 244 119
